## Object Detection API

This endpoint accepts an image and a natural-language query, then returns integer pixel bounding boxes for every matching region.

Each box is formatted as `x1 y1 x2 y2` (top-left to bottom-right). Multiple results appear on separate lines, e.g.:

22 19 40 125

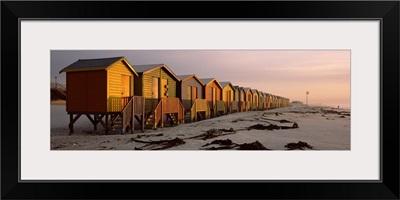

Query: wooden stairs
143 97 185 129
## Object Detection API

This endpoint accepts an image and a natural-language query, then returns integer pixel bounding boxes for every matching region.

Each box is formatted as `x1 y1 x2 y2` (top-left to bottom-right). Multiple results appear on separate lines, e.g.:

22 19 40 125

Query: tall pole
306 91 309 105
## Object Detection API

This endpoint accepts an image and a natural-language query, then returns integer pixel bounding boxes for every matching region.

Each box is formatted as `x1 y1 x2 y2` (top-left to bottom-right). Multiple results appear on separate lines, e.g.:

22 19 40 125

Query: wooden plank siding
66 71 107 113
258 92 264 110
204 80 222 109
222 85 234 104
107 61 134 112
238 88 246 112
234 87 239 102
222 83 235 113
178 77 204 110
245 89 253 111
252 90 259 110
135 67 178 113
108 62 134 96
87 71 107 112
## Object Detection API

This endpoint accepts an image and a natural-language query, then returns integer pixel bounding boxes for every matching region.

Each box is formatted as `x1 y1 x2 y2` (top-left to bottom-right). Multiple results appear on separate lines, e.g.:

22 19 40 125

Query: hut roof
243 87 252 92
177 74 205 85
134 64 180 81
219 82 234 90
251 89 259 94
59 56 138 76
200 78 223 89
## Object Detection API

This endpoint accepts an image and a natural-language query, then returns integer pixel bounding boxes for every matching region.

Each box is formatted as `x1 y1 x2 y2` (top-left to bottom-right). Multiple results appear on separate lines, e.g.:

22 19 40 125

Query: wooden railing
109 96 145 133
258 101 264 110
133 96 145 115
244 101 249 111
190 99 210 121
109 96 136 112
121 97 131 108
152 97 185 129
121 97 133 132
231 101 238 113
216 100 226 115
238 101 245 112
153 100 162 129
182 99 193 111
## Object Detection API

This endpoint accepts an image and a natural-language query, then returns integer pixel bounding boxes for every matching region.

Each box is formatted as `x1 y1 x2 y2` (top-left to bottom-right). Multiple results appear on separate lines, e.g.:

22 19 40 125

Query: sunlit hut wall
59 56 138 113
234 86 245 112
237 86 246 112
276 96 281 108
219 81 235 113
270 94 275 108
176 74 205 111
133 64 179 113
200 78 223 116
233 86 240 102
263 92 268 109
266 93 272 109
251 89 259 111
258 91 265 110
282 97 287 107
243 87 253 111
59 56 147 134
176 74 210 122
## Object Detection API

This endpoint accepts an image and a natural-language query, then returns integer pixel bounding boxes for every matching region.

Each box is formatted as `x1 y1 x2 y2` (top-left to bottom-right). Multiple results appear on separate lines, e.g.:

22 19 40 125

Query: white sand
51 104 350 150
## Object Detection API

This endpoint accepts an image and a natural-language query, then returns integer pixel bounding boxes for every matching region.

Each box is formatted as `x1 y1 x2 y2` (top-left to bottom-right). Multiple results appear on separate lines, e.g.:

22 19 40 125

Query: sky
51 50 351 109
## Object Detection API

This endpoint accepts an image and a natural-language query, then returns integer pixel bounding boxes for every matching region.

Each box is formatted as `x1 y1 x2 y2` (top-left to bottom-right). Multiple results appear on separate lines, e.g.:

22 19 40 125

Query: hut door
212 88 216 105
227 91 231 104
121 75 130 108
209 87 214 107
192 86 197 102
152 77 159 99
187 86 192 108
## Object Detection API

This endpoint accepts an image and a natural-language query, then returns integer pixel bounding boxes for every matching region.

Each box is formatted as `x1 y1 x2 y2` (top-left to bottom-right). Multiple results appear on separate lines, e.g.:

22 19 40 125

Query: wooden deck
238 101 245 112
190 99 210 122
230 101 239 113
258 101 264 110
149 97 185 129
252 102 257 111
68 96 145 135
216 100 226 116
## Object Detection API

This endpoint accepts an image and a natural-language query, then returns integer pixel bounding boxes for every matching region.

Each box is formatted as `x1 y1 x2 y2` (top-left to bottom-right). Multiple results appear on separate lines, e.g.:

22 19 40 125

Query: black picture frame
2 1 399 199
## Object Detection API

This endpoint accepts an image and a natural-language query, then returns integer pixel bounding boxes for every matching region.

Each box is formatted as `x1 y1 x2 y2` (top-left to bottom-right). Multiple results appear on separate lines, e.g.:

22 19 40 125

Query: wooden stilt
85 114 96 130
105 114 109 135
69 114 73 135
95 114 104 128
131 98 135 133
120 113 124 134
93 115 97 130
142 98 145 132
94 115 106 129
68 114 81 135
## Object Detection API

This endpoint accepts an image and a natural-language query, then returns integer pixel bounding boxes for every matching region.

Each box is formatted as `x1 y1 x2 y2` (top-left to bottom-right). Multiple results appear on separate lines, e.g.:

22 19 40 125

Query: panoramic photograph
50 50 351 150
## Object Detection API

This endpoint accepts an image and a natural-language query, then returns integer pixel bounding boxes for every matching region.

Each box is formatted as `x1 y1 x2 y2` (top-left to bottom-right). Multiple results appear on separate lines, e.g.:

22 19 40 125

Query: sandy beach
51 102 350 150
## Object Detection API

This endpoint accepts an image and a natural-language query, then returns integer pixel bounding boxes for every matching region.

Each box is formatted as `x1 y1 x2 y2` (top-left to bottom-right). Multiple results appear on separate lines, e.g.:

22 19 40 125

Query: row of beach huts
59 56 291 134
